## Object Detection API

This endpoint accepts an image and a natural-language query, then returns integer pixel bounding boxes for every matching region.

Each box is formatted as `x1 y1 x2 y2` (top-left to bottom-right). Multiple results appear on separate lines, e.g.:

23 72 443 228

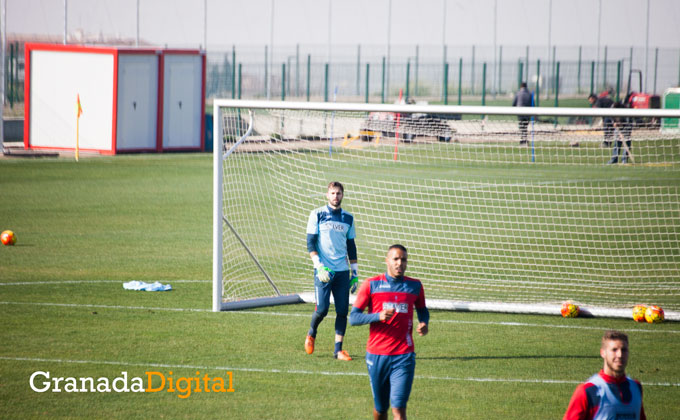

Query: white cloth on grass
123 281 172 291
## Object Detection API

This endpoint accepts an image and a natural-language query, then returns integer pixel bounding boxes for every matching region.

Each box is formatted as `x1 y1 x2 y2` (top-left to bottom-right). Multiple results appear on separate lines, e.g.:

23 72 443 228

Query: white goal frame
213 99 680 320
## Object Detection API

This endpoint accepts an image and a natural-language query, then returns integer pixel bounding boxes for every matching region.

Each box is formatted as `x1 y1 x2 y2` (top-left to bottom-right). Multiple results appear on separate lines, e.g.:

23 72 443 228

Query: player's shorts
365 351 416 413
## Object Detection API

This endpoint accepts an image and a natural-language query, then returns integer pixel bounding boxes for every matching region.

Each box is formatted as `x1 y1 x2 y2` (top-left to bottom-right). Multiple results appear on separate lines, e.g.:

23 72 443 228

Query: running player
350 244 429 420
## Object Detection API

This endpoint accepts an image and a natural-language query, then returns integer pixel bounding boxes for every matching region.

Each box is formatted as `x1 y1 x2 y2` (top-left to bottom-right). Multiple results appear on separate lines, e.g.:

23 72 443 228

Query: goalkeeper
304 181 359 361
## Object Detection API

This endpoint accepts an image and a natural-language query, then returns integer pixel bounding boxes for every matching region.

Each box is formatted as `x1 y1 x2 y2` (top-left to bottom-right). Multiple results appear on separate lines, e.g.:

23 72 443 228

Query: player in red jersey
350 244 429 420
564 330 646 420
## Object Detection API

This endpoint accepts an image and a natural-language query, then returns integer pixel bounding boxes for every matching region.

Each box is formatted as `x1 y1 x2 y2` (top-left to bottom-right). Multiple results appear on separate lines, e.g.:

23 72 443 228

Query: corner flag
76 94 83 161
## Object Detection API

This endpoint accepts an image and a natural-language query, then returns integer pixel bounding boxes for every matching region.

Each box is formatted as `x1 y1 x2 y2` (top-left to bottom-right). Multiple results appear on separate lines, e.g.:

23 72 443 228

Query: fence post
577 45 582 94
264 45 268 99
458 57 463 105
296 44 300 97
306 54 311 102
653 47 659 94
444 62 449 105
482 63 487 106
471 45 476 95
324 63 329 102
616 60 621 102
518 60 523 89
282 63 286 101
231 46 236 99
554 61 560 108
238 63 242 99
365 63 370 103
9 43 14 107
590 61 595 95
525 45 530 81
535 59 540 107
415 44 419 96
356 44 361 97
381 56 386 104
406 59 411 99
603 46 608 90
498 45 503 96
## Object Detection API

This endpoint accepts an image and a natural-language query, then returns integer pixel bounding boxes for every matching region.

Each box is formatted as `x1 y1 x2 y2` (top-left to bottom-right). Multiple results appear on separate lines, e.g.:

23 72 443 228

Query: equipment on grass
212 100 680 319
632 305 647 322
1 230 16 246
644 305 665 323
561 302 579 318
625 70 661 128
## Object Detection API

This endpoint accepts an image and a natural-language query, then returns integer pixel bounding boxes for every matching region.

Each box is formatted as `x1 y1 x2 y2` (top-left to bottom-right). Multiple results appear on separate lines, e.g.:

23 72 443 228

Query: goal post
213 99 680 319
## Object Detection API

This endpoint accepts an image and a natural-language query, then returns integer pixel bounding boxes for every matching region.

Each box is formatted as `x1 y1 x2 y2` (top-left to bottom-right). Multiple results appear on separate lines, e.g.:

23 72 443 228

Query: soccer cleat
304 335 315 355
334 350 352 361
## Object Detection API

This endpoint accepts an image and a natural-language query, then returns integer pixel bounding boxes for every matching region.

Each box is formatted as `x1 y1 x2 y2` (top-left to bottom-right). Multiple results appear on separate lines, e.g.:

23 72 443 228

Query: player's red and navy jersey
563 370 646 420
353 273 426 356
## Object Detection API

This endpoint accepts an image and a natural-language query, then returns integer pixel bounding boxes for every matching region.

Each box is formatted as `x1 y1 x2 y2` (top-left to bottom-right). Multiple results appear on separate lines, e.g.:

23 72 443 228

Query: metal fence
5 43 680 111
205 44 680 105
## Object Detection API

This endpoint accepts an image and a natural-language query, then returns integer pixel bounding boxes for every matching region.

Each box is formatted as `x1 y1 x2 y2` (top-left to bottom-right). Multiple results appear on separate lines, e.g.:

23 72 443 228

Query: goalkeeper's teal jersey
306 205 356 272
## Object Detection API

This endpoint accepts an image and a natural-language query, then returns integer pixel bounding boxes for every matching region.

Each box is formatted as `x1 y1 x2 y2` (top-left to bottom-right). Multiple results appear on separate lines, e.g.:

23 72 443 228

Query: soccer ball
1 230 16 246
561 302 579 318
644 305 665 324
632 305 647 322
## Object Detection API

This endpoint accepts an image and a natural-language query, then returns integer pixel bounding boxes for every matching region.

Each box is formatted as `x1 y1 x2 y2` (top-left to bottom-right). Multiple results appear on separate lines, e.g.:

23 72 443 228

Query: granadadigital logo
29 370 235 399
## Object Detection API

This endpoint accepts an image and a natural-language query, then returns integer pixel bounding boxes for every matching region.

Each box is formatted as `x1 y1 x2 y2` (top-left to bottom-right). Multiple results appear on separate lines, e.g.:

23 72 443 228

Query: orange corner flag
77 94 83 118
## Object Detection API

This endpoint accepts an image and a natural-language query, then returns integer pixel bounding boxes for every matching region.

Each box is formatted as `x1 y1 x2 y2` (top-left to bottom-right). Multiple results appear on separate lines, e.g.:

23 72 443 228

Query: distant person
609 98 633 164
588 93 615 147
563 330 646 420
512 82 533 145
350 244 429 420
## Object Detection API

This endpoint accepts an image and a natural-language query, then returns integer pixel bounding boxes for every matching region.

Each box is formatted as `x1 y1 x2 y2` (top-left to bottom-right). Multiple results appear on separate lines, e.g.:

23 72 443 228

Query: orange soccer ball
632 305 647 322
561 302 579 318
1 230 17 246
644 305 665 324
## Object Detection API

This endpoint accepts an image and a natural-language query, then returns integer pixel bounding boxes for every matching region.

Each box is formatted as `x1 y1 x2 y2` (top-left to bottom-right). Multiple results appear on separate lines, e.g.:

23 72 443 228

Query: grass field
1 153 679 419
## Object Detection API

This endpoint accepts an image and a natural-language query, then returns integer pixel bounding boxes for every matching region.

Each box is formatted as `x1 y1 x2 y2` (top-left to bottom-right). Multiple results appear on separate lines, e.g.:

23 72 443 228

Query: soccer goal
213 99 680 320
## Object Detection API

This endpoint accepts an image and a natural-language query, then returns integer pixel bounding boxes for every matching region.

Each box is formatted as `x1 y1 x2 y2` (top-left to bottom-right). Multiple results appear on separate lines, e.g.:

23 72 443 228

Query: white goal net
213 100 680 319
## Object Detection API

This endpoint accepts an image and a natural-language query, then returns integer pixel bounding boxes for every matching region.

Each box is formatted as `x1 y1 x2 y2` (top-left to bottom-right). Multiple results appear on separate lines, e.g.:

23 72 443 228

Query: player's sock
334 341 342 355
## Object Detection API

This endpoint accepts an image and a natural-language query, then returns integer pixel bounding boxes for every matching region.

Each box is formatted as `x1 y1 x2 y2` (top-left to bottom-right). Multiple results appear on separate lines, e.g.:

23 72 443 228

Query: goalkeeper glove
316 266 332 283
312 255 331 283
350 263 359 294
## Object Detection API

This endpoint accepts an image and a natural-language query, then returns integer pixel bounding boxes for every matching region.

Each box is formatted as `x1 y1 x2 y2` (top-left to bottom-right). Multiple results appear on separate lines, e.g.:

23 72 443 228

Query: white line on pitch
1 356 678 387
435 319 680 334
0 301 212 312
0 280 209 286
1 301 679 333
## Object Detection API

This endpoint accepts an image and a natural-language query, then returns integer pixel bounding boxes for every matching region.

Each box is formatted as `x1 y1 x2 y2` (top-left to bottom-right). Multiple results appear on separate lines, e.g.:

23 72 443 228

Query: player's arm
306 211 331 282
562 384 590 420
415 284 429 336
349 281 394 326
416 306 430 336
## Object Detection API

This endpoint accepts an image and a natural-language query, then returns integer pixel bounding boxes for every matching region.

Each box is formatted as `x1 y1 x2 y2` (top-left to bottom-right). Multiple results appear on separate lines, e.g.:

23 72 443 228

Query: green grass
1 154 679 419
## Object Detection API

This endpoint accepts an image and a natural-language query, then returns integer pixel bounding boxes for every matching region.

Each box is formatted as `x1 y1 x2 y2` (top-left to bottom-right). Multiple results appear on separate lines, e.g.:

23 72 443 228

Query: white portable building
24 43 205 154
